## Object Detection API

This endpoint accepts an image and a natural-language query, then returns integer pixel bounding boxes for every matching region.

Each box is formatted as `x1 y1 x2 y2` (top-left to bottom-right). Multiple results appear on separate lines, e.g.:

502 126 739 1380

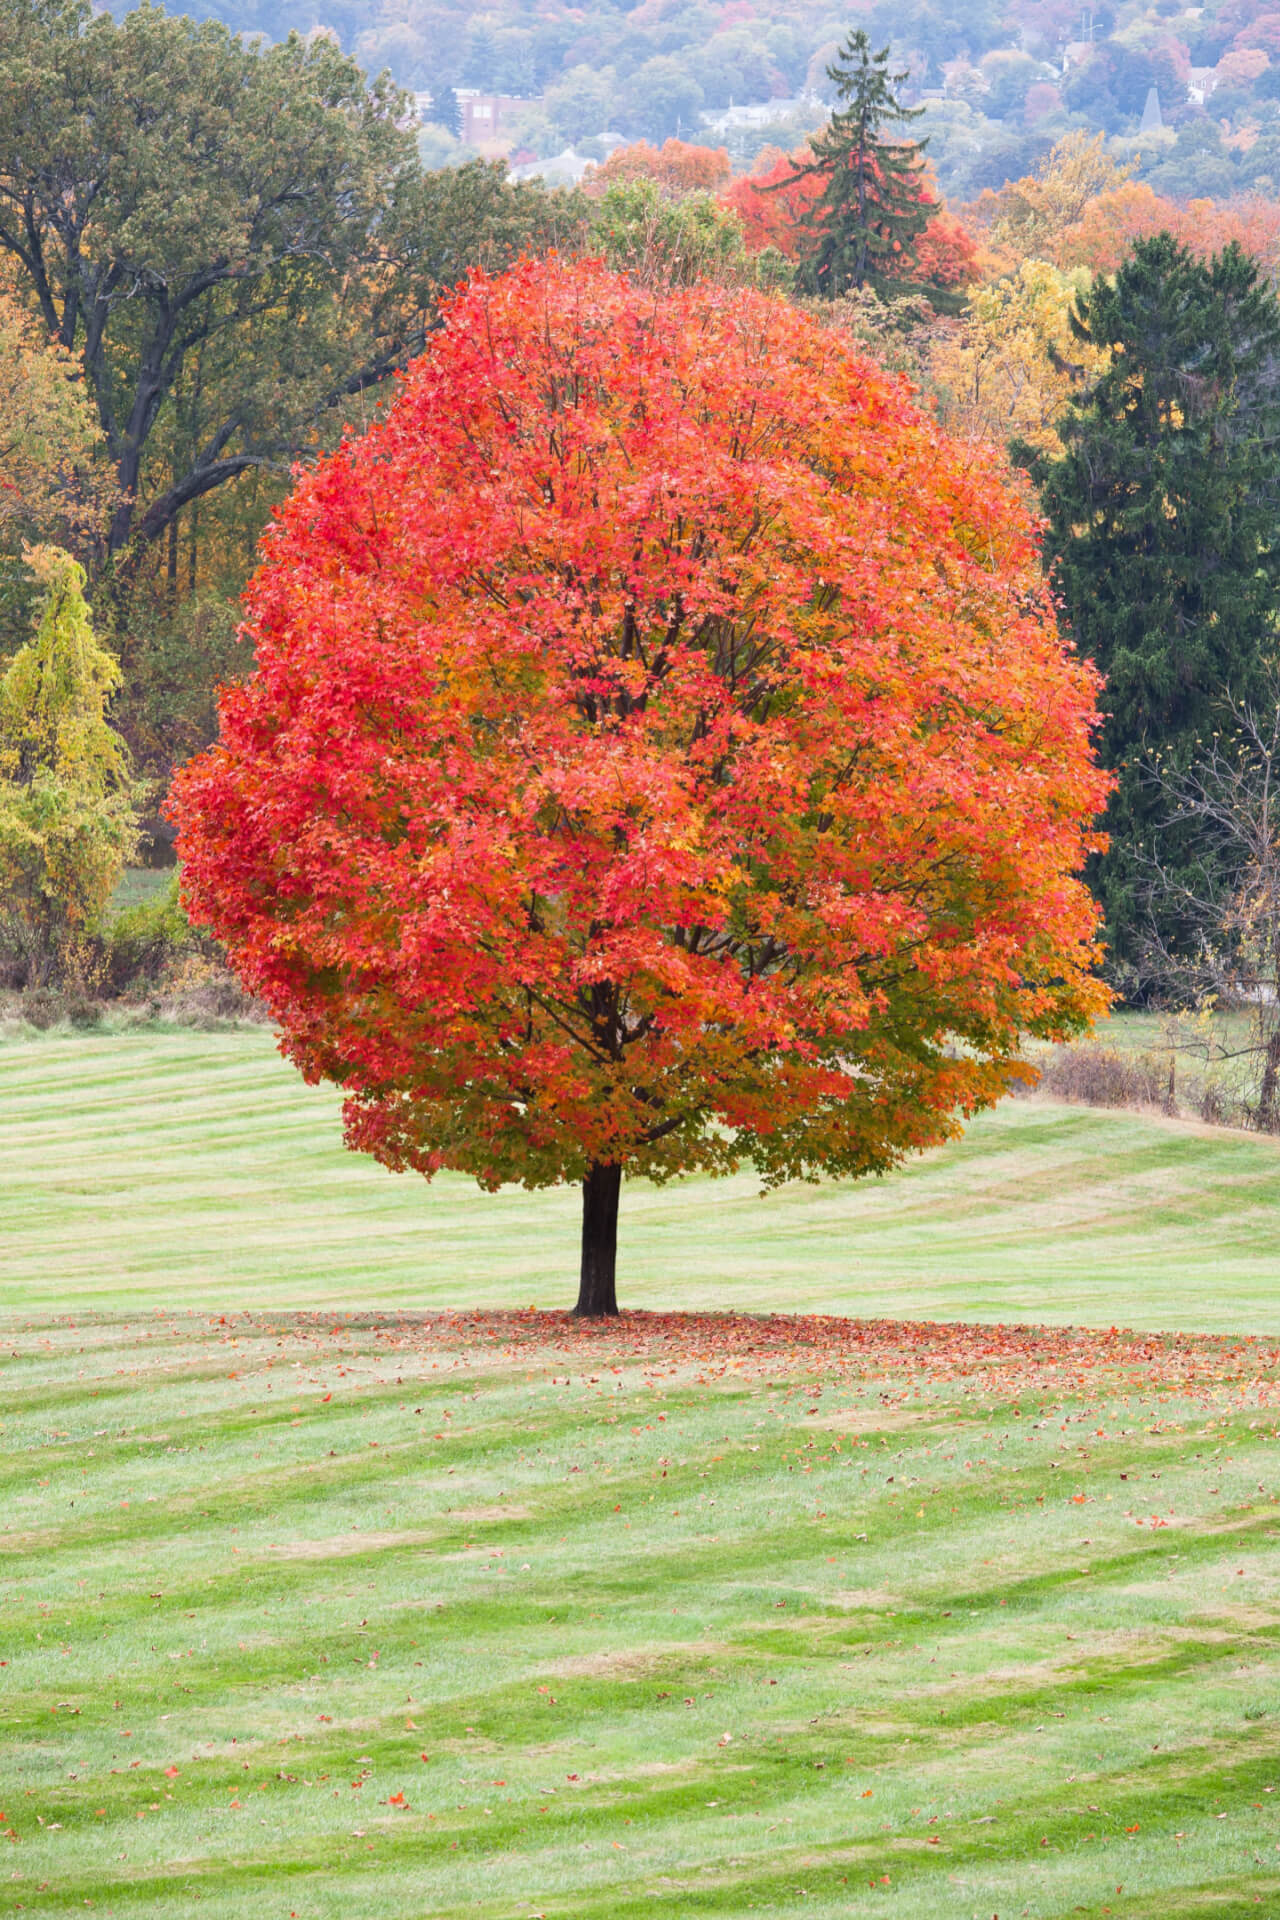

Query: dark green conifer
429 83 463 139
1020 234 1280 974
776 30 929 299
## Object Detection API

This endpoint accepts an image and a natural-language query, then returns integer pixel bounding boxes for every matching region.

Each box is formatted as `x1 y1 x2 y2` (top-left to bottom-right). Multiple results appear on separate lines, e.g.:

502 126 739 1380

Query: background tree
588 140 732 198
408 160 589 304
0 286 114 659
0 0 421 578
423 81 462 139
723 147 824 258
929 257 1108 456
0 0 588 775
1063 182 1280 281
591 180 757 289
172 257 1108 1316
1140 676 1280 1130
727 146 977 307
0 546 134 983
971 132 1133 271
1020 234 1280 974
0 291 108 553
770 30 931 299
621 58 705 146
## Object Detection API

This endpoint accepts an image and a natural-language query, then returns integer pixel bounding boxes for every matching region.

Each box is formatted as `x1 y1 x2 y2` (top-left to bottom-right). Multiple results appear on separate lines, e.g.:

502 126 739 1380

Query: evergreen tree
462 23 498 91
1020 234 1280 974
772 30 929 299
427 82 463 139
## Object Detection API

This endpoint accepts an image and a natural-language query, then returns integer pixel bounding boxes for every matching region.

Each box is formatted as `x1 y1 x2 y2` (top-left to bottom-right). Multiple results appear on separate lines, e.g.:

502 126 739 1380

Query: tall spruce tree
774 30 929 299
1020 234 1280 975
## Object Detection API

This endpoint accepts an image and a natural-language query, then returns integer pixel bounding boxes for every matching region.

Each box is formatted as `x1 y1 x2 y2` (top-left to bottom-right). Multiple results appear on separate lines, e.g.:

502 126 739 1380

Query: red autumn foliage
1235 13 1280 58
171 257 1106 1297
910 202 982 289
723 149 980 293
223 1307 1280 1414
721 148 823 258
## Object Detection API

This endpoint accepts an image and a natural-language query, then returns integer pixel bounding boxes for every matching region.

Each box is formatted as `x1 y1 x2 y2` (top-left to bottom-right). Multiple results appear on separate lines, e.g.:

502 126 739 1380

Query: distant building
457 90 533 144
510 148 594 185
413 89 536 147
703 96 813 132
1139 86 1163 134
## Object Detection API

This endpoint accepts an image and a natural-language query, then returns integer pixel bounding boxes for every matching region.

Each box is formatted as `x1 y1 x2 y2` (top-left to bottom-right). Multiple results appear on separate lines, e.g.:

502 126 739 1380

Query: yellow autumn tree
0 292 107 546
0 546 135 984
973 132 1135 273
927 260 1109 458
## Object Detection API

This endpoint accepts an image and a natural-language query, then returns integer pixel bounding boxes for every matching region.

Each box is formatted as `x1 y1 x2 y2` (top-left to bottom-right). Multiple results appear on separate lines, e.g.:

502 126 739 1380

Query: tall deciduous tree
0 0 420 571
1021 234 1280 971
171 259 1109 1315
771 31 930 298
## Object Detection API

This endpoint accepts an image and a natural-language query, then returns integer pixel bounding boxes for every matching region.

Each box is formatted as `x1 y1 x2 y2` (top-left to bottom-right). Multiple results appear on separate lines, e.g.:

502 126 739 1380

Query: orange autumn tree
171 258 1109 1316
1063 182 1280 281
589 139 732 197
723 148 824 256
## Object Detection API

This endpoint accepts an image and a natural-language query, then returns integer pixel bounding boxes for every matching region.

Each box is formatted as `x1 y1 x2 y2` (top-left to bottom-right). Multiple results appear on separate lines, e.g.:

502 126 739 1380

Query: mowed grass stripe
4 1313 1280 1916
6 1029 1280 1322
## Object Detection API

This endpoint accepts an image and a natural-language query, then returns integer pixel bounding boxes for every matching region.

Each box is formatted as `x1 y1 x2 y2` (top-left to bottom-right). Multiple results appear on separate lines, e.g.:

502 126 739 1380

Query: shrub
1032 1045 1171 1109
105 871 191 988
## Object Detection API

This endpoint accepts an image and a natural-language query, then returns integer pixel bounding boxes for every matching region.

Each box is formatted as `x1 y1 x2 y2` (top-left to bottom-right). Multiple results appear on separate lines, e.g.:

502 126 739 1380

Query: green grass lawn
100 868 173 926
4 1310 1280 1919
5 1029 1280 1917
4 1025 1280 1329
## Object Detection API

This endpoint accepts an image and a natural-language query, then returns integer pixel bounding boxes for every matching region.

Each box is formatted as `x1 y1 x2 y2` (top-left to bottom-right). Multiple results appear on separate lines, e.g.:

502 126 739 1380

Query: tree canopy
1020 233 1280 970
0 0 420 568
172 256 1108 1312
0 291 107 549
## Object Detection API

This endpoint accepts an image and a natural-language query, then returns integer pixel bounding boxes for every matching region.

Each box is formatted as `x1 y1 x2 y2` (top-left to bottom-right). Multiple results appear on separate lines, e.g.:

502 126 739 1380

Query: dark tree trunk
1259 1029 1280 1131
575 1162 621 1317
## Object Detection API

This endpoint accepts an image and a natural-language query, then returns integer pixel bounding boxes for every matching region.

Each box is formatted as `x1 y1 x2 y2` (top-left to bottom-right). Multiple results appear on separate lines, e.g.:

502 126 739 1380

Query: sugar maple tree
171 257 1108 1315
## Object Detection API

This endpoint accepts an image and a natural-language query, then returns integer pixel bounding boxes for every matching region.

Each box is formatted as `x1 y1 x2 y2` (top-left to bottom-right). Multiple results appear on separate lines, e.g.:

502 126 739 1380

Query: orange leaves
590 139 731 198
722 151 823 260
1063 182 1280 282
350 1306 1280 1412
171 256 1107 1214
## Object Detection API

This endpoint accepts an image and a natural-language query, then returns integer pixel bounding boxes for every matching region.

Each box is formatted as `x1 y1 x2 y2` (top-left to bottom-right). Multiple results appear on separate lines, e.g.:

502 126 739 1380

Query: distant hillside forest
108 0 1280 200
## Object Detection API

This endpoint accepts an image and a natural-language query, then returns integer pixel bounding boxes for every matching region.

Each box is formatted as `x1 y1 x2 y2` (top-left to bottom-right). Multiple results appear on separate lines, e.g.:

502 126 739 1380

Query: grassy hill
5 1028 1280 1916
4 1024 1280 1329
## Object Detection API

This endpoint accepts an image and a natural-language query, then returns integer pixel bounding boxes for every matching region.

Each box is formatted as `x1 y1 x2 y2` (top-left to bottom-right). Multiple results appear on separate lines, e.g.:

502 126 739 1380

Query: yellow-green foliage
0 546 135 982
105 869 192 985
